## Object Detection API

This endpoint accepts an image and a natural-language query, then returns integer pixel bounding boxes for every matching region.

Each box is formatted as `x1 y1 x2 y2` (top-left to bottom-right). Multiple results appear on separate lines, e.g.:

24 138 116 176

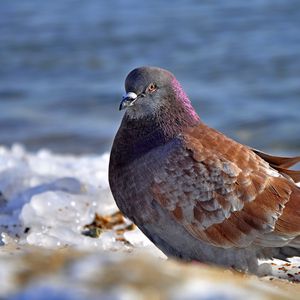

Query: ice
0 144 136 250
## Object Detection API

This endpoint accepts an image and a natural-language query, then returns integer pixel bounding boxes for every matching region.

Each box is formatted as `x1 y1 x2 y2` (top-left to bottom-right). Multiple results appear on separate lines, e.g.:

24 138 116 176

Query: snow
0 144 115 248
0 144 299 299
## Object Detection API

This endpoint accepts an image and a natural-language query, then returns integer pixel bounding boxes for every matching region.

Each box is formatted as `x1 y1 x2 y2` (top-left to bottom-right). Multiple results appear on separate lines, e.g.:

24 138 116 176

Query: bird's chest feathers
110 137 182 220
116 127 168 165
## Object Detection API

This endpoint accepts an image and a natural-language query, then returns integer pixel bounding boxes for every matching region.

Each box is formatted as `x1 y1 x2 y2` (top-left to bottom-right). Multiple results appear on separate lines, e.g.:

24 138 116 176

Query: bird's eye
147 83 157 93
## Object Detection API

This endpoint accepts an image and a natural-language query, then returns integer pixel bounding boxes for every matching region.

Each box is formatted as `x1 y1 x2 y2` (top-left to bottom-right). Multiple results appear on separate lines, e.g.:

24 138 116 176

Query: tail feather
274 246 300 260
273 167 300 182
252 149 300 169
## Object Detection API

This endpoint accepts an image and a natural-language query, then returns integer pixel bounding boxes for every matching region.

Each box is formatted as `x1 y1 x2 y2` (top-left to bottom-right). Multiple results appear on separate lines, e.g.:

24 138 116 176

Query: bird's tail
252 149 300 182
275 245 300 260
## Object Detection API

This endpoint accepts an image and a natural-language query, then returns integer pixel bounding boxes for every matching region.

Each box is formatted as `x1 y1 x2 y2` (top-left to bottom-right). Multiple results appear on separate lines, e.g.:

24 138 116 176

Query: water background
1 0 300 155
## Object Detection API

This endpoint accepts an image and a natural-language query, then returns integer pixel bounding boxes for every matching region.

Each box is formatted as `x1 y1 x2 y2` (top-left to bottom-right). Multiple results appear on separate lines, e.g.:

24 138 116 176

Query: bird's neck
113 117 170 164
156 100 200 138
111 103 200 166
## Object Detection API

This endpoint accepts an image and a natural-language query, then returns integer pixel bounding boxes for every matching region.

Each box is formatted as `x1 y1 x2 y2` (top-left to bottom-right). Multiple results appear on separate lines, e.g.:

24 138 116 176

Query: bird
109 66 300 273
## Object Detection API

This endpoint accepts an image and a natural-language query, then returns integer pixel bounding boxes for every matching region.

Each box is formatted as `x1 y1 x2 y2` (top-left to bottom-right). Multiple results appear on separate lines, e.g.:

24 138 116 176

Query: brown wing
252 149 300 182
151 124 299 248
251 149 300 236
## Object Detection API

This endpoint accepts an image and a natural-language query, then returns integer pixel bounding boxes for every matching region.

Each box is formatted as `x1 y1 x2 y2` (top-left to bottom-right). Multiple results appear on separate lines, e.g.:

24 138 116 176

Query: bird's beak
119 92 138 111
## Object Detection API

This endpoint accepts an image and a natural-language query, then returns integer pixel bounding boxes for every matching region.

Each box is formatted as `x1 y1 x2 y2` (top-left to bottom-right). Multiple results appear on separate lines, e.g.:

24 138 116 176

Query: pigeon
109 66 300 273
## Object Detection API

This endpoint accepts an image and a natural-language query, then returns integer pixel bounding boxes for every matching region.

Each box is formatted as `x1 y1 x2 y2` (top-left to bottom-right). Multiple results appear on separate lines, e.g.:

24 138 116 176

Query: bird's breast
109 137 182 222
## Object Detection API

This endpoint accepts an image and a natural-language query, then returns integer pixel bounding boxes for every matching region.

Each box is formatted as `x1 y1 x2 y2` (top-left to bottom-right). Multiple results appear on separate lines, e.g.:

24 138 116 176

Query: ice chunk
0 145 118 249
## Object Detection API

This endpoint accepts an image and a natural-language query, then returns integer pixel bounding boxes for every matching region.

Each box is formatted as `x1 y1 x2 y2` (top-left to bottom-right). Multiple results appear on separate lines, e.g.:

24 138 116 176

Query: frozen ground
0 144 299 299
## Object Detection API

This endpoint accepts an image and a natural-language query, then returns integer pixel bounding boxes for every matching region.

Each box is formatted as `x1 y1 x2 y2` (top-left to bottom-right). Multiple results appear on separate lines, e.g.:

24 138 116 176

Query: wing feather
151 125 298 248
253 149 300 182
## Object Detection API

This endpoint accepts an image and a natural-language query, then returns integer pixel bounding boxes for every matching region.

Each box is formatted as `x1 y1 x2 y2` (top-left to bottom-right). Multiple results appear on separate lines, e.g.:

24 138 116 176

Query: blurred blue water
0 0 299 154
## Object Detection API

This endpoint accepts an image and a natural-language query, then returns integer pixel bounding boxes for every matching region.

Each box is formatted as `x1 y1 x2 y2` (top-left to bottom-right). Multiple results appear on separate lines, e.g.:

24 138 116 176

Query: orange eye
147 83 157 93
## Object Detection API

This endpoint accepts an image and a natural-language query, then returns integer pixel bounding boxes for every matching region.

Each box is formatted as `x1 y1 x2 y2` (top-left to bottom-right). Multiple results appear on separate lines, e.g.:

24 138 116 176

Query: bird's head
119 66 173 118
120 66 199 124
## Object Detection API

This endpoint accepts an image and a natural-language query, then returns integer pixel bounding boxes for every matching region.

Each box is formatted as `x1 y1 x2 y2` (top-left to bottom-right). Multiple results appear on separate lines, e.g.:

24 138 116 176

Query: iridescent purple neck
171 78 200 123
